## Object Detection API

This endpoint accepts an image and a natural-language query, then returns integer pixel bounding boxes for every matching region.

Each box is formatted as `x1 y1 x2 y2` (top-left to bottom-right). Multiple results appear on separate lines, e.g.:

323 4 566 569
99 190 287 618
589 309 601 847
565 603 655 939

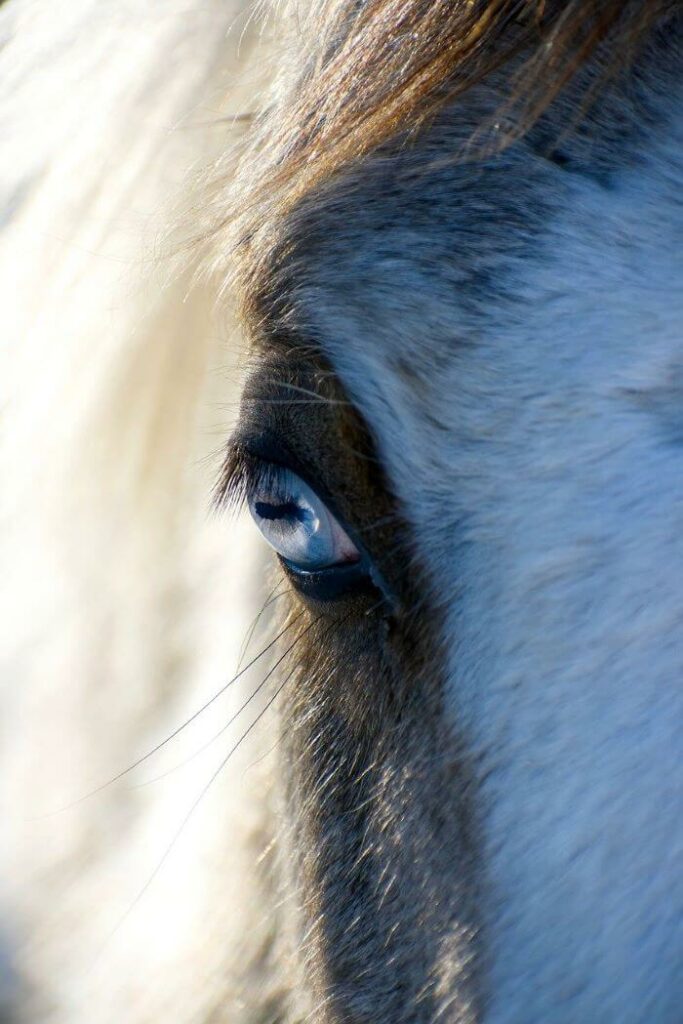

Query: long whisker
364 590 392 617
236 581 291 671
132 617 319 788
257 379 351 405
240 398 347 406
30 613 304 818
359 511 401 535
95 615 329 961
241 720 293 780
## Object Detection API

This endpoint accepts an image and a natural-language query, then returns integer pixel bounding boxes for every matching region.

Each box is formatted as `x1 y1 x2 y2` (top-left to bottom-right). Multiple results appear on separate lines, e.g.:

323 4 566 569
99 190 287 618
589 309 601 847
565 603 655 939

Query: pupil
255 499 307 523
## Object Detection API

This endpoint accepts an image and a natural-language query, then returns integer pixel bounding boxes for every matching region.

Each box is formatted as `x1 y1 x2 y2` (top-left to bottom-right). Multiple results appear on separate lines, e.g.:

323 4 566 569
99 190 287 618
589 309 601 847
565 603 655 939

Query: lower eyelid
280 556 372 602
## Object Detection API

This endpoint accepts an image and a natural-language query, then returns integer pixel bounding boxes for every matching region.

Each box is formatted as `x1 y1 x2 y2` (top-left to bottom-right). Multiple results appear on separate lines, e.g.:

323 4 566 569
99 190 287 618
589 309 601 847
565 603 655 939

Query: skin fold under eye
247 464 361 572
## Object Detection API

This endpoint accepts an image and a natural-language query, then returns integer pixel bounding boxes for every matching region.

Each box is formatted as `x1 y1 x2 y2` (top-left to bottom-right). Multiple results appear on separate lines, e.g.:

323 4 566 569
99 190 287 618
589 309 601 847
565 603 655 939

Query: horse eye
247 465 360 573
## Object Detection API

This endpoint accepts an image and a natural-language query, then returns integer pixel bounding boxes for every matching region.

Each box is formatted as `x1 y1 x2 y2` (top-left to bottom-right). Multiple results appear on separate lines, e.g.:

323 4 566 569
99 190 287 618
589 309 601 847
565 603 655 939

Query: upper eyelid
215 439 323 516
216 430 325 509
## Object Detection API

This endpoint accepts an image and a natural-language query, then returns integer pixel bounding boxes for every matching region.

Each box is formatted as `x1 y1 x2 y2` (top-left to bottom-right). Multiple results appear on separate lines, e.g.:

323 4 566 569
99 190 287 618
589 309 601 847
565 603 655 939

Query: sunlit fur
1 2 278 1021
228 3 683 1022
4 2 683 1023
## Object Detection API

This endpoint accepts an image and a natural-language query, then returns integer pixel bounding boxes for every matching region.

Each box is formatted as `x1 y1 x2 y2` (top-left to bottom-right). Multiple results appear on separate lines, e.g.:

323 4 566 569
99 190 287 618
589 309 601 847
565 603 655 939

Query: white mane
3 1 682 1021
0 2 278 1020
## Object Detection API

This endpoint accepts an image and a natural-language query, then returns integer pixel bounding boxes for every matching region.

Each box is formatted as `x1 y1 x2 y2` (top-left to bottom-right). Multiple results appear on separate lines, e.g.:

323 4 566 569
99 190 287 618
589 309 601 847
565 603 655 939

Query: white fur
0 2 274 1021
292 102 683 1020
5 1 682 1019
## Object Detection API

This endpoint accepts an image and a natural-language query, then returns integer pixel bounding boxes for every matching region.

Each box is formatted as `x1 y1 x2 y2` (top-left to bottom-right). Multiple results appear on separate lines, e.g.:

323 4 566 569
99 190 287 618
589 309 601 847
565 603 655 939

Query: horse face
230 44 683 1024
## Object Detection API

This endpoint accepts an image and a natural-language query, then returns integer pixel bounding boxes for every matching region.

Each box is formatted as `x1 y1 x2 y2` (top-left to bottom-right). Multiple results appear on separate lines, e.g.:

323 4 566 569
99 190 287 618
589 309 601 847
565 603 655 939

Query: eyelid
216 438 339 526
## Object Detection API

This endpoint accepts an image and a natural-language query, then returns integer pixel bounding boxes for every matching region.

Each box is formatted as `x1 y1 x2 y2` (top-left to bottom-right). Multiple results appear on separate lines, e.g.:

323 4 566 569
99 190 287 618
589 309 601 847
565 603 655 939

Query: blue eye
247 466 361 572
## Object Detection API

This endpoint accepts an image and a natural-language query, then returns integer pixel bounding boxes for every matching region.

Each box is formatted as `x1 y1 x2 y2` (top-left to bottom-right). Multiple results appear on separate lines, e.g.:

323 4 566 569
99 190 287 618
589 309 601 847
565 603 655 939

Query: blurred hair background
0 2 279 1019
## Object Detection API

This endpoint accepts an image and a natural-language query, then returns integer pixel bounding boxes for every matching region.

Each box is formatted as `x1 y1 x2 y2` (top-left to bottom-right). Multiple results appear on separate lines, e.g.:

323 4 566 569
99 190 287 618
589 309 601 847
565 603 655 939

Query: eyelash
216 445 287 515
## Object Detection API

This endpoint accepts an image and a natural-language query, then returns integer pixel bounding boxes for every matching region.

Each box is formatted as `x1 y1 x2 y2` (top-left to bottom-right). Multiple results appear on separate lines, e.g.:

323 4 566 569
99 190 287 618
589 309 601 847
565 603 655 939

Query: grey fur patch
236 14 683 1023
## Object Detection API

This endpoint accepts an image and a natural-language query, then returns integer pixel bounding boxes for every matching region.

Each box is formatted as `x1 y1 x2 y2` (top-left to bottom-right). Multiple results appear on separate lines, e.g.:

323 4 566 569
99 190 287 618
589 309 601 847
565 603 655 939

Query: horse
2 1 682 1022
217 1 683 1020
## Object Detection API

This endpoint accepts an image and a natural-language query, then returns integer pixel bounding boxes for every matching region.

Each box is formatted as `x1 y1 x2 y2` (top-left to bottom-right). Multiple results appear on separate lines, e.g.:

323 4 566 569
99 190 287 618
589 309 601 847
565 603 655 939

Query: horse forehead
282 101 683 498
